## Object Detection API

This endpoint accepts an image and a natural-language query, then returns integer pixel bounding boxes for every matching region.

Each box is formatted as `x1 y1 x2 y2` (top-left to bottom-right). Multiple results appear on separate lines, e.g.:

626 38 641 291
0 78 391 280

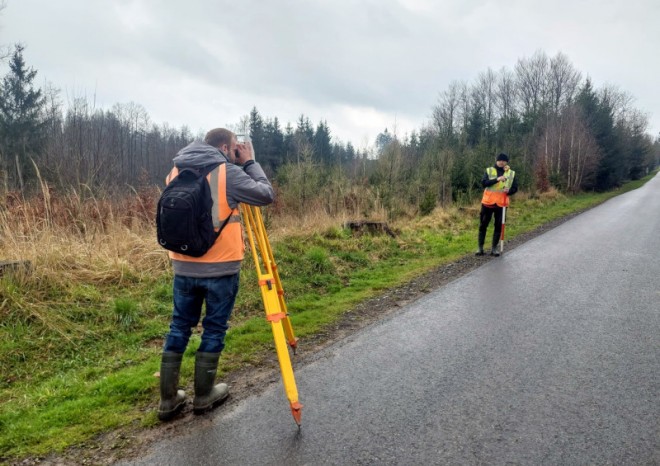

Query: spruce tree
248 106 265 161
577 79 621 190
0 44 46 192
313 120 332 165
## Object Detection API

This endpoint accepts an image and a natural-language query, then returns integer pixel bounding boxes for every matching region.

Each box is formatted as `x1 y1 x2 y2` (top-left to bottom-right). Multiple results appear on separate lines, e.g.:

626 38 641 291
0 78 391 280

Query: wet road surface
125 174 660 465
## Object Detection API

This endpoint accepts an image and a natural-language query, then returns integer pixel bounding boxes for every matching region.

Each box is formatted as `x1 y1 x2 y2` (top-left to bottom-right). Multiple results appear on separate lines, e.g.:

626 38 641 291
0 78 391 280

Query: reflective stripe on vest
165 164 244 263
481 167 515 207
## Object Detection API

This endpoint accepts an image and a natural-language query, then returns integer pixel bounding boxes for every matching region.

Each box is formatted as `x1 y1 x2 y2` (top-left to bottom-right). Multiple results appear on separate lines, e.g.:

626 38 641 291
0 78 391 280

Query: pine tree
283 122 295 164
295 115 314 146
248 106 265 161
375 128 393 156
576 79 620 190
313 120 332 165
262 117 284 172
0 45 46 192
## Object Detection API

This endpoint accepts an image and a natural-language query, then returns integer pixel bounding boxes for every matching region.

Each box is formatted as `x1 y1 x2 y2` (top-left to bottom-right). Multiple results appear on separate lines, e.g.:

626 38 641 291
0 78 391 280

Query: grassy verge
0 173 655 460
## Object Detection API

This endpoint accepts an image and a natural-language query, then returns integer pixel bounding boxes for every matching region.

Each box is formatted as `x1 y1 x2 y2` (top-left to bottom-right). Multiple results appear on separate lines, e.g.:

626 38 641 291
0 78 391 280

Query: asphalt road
125 174 660 465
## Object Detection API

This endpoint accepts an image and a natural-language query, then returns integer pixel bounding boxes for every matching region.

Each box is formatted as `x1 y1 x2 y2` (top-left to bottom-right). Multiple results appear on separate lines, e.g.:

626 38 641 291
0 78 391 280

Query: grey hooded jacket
169 140 274 277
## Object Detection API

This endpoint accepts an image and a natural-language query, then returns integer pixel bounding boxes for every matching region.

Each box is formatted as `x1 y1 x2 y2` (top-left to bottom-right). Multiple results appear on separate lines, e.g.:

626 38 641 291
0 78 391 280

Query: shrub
419 191 436 216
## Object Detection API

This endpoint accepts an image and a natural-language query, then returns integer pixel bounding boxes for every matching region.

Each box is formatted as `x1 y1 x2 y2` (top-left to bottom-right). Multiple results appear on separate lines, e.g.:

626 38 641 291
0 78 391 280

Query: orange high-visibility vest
481 166 515 207
165 164 244 263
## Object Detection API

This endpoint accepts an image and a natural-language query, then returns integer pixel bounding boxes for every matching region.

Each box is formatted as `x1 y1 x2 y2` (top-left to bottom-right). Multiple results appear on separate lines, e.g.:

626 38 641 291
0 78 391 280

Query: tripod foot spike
289 338 299 354
290 401 303 426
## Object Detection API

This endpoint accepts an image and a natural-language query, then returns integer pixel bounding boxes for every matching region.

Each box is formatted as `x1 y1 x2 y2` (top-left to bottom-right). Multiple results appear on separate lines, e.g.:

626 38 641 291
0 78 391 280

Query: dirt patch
19 209 588 466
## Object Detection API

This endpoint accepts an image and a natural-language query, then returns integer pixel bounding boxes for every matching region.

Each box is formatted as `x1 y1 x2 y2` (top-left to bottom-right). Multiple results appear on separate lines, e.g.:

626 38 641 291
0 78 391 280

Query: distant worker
476 152 518 257
157 128 274 421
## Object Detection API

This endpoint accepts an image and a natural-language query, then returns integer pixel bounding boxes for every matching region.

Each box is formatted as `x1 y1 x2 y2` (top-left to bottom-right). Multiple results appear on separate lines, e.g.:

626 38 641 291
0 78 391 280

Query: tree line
428 51 658 195
0 45 369 195
368 51 659 217
0 44 658 218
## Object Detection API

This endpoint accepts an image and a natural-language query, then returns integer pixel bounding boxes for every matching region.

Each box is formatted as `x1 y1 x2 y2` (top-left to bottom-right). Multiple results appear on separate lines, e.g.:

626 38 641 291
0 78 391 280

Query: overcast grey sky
1 0 658 148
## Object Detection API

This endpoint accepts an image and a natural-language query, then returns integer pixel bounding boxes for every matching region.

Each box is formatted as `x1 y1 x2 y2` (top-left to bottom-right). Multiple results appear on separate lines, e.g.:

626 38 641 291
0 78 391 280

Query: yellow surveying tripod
240 203 302 426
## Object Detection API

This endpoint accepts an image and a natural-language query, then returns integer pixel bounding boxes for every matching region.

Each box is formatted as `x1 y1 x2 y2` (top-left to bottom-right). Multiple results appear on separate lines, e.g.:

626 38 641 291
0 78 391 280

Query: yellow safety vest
481 166 515 207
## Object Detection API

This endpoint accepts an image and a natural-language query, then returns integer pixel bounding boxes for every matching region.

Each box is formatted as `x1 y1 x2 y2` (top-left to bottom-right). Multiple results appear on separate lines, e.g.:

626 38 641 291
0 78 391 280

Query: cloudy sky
1 0 658 148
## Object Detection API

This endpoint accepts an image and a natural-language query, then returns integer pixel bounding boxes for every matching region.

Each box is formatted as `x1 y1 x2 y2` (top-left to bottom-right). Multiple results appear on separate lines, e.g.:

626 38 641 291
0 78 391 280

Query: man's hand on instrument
236 143 254 163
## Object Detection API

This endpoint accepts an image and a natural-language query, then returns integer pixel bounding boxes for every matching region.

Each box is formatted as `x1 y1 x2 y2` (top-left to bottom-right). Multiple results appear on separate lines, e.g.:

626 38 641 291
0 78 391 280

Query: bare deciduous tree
599 85 634 125
548 52 582 113
456 80 471 144
432 81 460 143
496 67 516 122
0 1 9 61
540 104 600 192
545 52 582 173
476 68 497 144
515 50 550 117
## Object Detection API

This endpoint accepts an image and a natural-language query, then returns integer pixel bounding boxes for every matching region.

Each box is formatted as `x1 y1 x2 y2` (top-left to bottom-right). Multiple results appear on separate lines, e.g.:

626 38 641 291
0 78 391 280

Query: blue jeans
163 274 240 354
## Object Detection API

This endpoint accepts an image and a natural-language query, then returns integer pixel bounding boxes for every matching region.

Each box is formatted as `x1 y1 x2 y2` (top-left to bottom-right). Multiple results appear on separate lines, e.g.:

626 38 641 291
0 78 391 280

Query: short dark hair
496 152 509 162
204 128 235 148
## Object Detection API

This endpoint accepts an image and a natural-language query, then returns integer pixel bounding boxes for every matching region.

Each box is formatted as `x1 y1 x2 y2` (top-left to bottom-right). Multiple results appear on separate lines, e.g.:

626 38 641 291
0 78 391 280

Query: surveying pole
500 204 507 253
240 203 302 426
499 192 510 254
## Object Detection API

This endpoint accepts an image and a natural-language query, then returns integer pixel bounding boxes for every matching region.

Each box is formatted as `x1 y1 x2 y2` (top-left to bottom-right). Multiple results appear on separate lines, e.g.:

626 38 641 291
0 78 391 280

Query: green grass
0 172 656 460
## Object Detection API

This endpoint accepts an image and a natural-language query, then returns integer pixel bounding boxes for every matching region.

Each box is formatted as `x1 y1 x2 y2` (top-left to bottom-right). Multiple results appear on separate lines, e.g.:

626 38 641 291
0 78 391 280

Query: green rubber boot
475 231 486 256
193 352 229 414
158 352 186 421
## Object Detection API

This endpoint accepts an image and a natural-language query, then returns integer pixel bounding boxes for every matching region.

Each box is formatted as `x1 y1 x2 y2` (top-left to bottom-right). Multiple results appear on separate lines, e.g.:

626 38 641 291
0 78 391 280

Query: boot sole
193 392 230 415
158 401 185 421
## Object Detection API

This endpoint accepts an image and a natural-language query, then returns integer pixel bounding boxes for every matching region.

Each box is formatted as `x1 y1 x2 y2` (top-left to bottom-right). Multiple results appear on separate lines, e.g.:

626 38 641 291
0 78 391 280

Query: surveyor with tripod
476 152 518 257
156 128 274 421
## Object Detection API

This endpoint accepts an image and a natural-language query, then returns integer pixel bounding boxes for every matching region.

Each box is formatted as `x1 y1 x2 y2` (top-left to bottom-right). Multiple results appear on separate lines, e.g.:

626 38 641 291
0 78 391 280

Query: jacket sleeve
225 162 275 209
481 171 498 188
508 174 518 196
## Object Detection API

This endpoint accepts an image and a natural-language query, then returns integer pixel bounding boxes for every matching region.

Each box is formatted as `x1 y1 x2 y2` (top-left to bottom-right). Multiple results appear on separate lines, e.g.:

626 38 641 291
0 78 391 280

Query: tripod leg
241 204 303 425
253 207 299 352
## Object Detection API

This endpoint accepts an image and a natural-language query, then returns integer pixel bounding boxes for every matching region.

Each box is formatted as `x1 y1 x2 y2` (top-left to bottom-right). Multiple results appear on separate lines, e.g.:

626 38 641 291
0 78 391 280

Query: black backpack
156 163 230 257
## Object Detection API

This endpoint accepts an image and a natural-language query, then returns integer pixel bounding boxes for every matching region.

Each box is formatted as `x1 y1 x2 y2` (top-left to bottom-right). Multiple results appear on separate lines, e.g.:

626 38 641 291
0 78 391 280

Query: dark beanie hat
496 152 509 162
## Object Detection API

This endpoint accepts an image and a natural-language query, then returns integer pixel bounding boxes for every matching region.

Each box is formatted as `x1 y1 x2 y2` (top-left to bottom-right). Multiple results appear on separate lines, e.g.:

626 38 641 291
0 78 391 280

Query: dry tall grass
0 183 393 291
0 178 469 302
0 186 171 341
268 200 390 239
0 185 168 288
0 181 397 336
267 181 393 239
1 182 474 279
